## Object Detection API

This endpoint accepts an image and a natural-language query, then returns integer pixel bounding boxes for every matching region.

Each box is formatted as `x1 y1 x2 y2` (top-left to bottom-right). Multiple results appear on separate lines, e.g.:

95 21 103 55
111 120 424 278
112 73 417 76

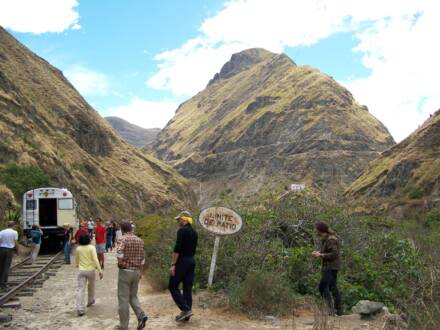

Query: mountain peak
208 48 295 86
105 116 161 148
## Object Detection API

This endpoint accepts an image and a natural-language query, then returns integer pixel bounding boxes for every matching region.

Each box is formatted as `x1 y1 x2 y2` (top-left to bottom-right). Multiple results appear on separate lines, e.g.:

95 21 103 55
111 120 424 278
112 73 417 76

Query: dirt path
1 250 387 329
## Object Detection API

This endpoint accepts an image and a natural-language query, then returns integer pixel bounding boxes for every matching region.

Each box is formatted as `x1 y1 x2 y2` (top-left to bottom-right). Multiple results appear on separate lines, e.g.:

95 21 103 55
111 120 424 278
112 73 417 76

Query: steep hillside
105 116 160 148
153 48 395 203
346 109 440 218
0 27 194 218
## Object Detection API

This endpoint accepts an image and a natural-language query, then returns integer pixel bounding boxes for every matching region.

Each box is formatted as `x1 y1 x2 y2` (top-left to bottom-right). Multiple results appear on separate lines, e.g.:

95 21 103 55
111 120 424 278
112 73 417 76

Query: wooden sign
198 207 243 235
199 207 243 287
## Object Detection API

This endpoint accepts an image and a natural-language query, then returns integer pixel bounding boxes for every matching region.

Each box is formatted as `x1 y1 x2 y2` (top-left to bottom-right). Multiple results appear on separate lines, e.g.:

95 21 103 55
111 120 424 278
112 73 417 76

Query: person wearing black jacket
169 211 198 322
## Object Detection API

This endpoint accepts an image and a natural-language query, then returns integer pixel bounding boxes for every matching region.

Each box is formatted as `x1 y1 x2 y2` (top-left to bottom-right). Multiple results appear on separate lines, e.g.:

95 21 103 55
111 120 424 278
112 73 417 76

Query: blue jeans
106 236 113 251
64 242 71 263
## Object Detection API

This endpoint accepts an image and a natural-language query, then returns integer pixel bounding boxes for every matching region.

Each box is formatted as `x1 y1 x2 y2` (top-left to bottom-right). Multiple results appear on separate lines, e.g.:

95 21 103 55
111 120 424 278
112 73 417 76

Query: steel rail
0 251 62 306
10 257 31 270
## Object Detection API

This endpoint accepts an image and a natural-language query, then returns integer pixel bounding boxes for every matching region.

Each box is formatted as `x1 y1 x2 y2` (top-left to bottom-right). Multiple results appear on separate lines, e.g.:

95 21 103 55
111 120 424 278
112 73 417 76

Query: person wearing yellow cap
169 211 198 322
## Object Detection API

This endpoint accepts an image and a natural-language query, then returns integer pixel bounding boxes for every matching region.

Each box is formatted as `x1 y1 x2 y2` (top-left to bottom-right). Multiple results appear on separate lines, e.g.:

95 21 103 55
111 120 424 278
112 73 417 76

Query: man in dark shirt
169 211 198 322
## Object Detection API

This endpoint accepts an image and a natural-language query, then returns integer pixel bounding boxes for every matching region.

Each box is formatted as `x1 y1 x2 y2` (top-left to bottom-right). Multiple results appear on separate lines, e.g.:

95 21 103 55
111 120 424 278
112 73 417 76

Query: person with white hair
115 224 123 246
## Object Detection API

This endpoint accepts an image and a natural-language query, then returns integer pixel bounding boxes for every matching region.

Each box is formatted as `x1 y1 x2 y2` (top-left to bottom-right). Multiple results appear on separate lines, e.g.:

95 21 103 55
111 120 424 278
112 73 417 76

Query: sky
0 0 439 142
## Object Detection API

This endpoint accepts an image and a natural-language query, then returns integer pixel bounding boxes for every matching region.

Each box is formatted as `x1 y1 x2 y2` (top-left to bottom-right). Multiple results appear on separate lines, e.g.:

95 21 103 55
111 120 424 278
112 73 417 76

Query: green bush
147 266 170 291
426 210 440 227
0 163 51 199
228 270 295 316
139 190 439 322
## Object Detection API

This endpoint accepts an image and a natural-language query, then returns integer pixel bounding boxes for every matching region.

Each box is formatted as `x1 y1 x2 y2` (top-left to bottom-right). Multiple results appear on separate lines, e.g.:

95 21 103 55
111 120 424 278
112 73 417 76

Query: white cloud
147 38 247 96
343 0 440 141
108 99 179 129
65 65 110 96
0 0 80 34
148 0 439 141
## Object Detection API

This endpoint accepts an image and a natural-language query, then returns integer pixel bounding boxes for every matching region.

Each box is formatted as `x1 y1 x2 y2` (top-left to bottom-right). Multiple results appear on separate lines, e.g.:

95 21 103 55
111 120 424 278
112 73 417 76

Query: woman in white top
115 225 123 245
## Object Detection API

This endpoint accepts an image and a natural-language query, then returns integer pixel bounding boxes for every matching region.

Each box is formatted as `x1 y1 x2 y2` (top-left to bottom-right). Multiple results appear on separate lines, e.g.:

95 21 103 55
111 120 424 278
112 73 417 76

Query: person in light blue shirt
30 224 43 264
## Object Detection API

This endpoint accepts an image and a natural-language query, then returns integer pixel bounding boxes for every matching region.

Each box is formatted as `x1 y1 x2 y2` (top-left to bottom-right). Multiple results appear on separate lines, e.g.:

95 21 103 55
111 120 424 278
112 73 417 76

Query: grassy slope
346 109 440 216
153 49 394 202
0 27 194 218
158 61 392 158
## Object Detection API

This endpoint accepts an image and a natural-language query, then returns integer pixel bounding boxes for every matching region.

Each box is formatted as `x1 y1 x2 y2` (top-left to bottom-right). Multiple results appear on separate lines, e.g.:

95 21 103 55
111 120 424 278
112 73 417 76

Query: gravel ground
1 249 390 330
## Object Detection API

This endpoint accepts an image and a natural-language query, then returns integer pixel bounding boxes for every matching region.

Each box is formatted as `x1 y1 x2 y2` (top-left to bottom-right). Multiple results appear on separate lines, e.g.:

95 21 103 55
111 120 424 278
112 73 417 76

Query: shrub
0 184 16 226
228 270 295 317
147 266 170 291
426 210 440 227
139 190 439 322
0 163 51 199
135 214 176 290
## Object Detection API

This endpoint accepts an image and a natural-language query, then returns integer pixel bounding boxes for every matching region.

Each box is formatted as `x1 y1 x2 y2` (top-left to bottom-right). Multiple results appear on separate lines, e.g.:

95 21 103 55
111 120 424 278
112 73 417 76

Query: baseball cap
175 211 191 220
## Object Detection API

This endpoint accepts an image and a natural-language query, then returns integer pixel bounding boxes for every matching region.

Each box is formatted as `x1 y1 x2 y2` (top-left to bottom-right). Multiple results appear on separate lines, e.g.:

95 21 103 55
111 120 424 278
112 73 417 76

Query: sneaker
87 299 95 307
137 315 148 329
77 310 85 317
175 311 185 321
176 310 193 322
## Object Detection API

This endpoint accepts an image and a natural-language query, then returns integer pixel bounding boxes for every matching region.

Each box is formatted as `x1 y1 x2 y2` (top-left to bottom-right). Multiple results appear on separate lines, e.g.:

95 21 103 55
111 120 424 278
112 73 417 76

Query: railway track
0 251 63 307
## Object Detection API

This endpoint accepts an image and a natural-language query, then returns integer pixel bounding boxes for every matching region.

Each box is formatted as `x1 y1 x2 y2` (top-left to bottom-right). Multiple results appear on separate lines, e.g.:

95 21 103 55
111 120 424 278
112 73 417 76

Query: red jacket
95 224 106 244
75 226 88 242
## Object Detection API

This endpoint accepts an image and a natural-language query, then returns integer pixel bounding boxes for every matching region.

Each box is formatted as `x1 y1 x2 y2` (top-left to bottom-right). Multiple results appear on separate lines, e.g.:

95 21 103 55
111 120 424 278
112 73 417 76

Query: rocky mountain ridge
0 27 193 218
105 116 160 148
153 48 395 203
346 109 440 218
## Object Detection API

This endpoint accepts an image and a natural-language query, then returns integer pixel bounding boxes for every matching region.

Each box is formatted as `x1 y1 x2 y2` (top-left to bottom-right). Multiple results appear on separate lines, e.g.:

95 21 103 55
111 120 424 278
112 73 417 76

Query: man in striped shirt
115 222 148 330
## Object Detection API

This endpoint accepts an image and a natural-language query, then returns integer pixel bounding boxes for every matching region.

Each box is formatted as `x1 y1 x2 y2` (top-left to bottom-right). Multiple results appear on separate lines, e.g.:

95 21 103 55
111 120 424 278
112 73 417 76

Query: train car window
58 198 73 210
26 200 36 210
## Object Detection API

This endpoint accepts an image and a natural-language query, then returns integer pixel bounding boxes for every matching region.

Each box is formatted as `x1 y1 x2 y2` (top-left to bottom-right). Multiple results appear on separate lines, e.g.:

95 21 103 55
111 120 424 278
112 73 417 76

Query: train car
22 187 79 248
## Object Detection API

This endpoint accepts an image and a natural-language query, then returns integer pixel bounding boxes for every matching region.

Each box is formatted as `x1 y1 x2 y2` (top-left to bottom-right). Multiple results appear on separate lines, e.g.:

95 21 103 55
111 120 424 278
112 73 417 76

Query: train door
38 198 57 226
25 199 37 228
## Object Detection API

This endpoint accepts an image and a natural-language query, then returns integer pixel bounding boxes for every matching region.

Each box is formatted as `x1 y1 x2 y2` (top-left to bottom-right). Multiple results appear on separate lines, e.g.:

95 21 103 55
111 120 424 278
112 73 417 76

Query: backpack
31 230 41 244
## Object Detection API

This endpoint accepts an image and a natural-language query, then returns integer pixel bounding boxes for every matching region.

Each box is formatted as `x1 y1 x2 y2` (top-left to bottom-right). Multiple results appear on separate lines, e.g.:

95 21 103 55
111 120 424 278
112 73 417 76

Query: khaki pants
30 243 40 264
76 270 96 312
117 269 145 330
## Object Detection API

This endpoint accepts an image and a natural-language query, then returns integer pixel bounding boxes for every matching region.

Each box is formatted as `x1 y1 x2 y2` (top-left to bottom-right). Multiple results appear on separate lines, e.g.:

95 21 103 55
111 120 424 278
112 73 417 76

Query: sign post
208 236 220 287
198 207 243 288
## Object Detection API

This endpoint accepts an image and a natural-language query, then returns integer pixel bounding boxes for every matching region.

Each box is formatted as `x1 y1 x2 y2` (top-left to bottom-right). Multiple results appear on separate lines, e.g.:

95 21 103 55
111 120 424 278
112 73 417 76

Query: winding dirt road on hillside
1 251 388 329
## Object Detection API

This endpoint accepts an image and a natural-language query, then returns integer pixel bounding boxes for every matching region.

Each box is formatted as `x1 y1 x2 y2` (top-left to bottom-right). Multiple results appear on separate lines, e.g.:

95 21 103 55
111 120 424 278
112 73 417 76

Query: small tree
0 164 51 199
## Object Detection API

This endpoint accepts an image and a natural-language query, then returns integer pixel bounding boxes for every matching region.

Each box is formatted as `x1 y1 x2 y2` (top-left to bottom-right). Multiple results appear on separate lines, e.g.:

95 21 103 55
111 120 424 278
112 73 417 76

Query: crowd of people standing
68 219 125 268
